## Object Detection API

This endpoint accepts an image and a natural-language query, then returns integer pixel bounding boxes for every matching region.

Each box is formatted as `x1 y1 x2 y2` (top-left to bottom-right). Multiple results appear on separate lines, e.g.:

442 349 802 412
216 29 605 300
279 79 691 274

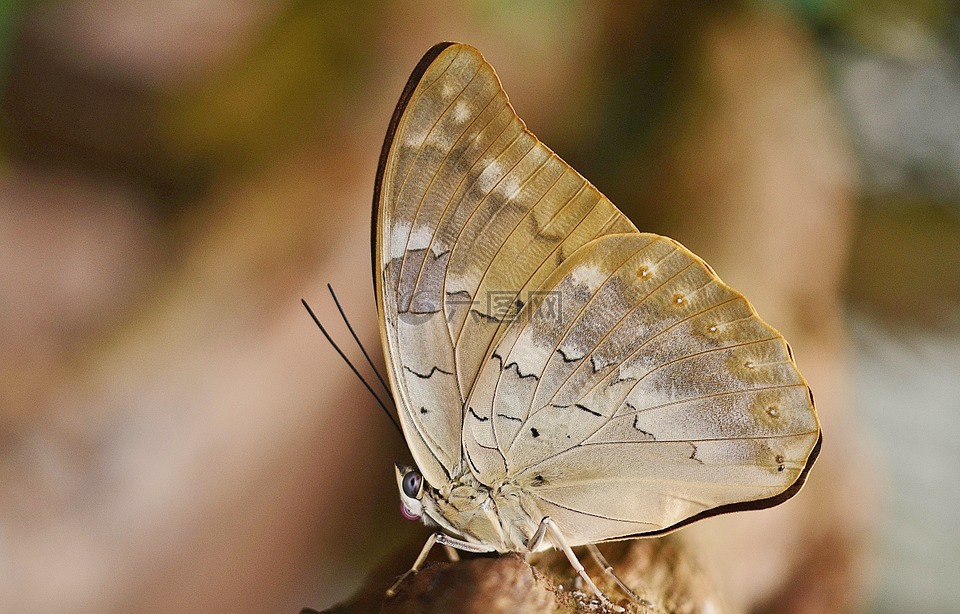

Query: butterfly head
394 463 425 521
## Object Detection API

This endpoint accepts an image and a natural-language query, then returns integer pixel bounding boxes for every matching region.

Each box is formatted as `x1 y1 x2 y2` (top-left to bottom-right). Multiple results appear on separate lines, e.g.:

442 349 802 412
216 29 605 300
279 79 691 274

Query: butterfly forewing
374 43 634 485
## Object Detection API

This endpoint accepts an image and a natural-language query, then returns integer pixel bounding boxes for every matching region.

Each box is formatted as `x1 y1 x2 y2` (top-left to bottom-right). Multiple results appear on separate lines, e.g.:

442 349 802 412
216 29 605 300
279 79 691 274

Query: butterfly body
414 465 547 553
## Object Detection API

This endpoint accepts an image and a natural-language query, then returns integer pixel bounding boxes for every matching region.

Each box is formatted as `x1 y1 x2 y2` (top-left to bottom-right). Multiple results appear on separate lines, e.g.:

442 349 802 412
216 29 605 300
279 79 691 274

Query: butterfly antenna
301 298 402 435
326 283 392 397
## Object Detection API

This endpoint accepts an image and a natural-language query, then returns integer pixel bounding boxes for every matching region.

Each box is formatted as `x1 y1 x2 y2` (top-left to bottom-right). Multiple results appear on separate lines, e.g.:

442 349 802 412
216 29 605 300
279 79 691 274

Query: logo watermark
398 290 563 326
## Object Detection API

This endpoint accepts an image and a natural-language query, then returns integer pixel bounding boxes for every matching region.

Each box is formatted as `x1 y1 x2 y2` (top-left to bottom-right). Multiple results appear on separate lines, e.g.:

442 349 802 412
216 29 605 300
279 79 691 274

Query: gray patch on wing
559 275 632 368
526 274 591 342
390 248 451 314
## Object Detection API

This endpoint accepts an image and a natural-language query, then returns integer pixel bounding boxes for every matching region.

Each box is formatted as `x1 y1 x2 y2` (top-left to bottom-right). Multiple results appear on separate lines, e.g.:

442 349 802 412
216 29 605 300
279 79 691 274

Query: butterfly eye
402 470 423 498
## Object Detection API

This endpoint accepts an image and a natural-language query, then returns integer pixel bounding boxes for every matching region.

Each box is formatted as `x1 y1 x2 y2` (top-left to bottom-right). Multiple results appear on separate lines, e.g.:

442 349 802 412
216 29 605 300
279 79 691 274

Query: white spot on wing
389 223 440 259
478 161 503 193
570 263 606 289
510 337 551 374
407 225 433 251
501 175 521 197
390 222 411 259
406 129 427 148
453 101 470 123
435 128 457 148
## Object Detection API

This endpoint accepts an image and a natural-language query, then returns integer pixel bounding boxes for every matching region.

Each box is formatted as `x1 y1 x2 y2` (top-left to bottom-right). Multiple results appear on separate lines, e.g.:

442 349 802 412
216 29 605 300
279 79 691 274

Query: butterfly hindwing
374 43 635 485
462 233 821 544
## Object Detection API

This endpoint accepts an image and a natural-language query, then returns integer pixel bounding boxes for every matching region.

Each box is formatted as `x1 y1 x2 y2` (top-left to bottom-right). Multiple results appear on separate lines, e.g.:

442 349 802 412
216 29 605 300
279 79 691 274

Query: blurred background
0 1 957 612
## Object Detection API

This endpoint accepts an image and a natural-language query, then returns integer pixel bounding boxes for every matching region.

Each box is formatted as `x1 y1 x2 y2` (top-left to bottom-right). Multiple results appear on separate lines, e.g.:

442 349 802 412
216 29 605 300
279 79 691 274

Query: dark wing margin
371 41 455 292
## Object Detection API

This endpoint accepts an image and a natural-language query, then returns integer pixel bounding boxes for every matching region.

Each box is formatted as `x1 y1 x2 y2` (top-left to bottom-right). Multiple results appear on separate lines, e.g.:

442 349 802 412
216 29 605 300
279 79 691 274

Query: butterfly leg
585 543 650 606
527 517 617 608
442 544 461 562
385 532 493 597
385 532 437 598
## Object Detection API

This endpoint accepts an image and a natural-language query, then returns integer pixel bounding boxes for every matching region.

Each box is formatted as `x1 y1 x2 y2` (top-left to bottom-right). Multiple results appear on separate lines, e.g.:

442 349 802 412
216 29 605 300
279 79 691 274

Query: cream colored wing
463 233 821 544
373 43 636 484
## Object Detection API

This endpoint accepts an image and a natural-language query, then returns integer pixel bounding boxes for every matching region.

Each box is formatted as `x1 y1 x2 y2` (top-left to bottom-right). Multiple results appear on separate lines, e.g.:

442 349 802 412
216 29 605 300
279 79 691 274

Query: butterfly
372 41 821 603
